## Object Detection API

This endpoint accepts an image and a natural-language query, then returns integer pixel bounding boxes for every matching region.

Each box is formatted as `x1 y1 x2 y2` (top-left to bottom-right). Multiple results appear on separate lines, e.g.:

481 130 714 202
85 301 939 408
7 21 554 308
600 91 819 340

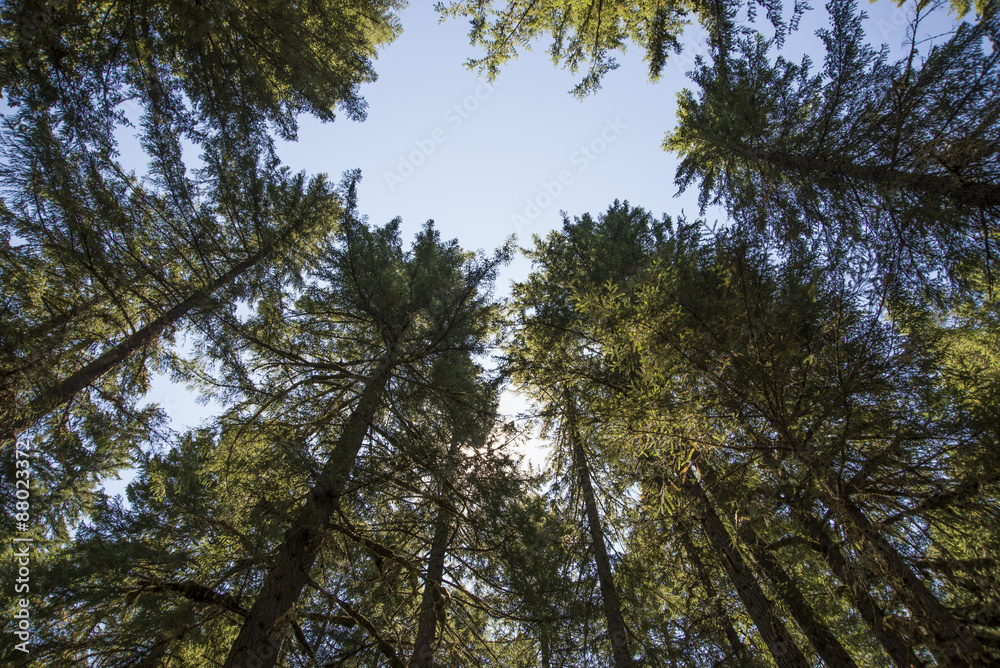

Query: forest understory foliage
1 0 998 665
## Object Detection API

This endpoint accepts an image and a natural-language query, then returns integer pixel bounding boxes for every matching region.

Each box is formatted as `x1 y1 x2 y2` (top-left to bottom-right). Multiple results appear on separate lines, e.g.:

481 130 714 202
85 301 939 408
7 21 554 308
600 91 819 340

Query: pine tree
437 0 791 96
220 213 511 667
667 0 1000 300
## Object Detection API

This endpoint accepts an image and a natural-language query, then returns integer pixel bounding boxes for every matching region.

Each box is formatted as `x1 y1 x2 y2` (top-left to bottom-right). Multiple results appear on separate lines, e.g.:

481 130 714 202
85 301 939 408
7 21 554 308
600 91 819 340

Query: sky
125 0 950 485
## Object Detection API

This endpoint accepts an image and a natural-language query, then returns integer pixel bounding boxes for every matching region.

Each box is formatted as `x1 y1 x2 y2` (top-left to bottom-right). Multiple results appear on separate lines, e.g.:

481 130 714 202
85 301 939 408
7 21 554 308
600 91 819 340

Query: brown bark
812 476 991 667
683 475 810 668
566 400 634 668
784 492 924 668
410 497 455 666
677 523 755 665
540 624 552 668
222 348 399 668
760 450 924 667
779 435 991 667
2 221 305 449
737 522 860 668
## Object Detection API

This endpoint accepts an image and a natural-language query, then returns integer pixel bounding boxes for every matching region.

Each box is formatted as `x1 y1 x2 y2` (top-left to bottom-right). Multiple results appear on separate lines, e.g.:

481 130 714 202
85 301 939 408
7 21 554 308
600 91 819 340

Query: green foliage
667 0 1000 303
0 0 394 538
5 0 1000 664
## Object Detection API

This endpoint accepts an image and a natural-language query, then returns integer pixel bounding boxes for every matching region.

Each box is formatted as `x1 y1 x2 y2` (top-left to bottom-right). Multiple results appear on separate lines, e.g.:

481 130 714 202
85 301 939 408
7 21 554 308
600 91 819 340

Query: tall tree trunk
787 499 924 668
785 445 991 667
222 347 399 668
566 400 634 668
759 450 924 667
737 522 860 668
539 623 552 668
742 146 1000 210
676 522 755 666
682 473 810 668
694 460 858 668
1 221 304 449
410 440 460 668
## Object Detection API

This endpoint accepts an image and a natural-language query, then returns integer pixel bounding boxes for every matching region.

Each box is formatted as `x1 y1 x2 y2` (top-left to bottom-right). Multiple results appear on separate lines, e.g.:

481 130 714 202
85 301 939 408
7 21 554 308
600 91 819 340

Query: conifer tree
667 0 1000 300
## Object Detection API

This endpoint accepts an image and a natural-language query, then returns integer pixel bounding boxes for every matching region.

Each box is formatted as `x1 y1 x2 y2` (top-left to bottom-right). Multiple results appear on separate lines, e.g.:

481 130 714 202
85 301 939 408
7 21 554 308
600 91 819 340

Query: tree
667 0 1000 301
0 147 343 542
436 0 794 96
0 0 405 539
0 0 403 149
506 202 672 665
615 221 998 664
511 198 999 664
18 197 515 665
220 212 512 667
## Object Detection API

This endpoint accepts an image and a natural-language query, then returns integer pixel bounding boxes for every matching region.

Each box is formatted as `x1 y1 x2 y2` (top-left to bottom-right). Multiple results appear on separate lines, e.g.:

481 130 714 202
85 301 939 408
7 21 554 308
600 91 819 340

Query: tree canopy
3 0 999 665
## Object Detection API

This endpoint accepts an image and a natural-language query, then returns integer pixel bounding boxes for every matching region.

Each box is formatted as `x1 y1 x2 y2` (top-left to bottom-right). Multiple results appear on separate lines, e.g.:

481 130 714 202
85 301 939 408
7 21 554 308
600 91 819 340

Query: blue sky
269 0 936 291
130 0 951 474
273 2 696 287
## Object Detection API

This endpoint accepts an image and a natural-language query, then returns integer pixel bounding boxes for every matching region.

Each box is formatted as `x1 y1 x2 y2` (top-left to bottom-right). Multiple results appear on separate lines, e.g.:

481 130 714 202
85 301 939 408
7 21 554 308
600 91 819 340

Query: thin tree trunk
410 442 459 668
540 624 552 668
682 474 810 668
2 222 303 449
737 522 860 668
676 522 755 665
566 400 634 668
222 348 399 668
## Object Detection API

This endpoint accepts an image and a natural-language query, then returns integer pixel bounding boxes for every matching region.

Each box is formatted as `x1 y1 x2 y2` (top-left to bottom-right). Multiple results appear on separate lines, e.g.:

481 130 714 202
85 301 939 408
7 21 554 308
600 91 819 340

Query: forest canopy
1 0 998 666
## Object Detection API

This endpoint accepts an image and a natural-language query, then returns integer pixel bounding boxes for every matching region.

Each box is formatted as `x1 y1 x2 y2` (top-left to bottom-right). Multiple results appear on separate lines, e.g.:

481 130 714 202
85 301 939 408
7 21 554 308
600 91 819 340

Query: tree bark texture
222 348 399 668
683 474 810 668
566 400 635 668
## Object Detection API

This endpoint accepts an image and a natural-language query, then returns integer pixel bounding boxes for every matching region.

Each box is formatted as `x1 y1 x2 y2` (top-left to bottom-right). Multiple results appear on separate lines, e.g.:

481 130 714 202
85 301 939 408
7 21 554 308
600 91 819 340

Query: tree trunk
676 522 755 666
810 472 990 667
799 508 923 667
744 147 1000 211
222 348 399 668
2 221 303 449
760 450 924 668
737 522 860 668
682 474 810 668
566 400 634 668
410 465 457 667
540 623 552 668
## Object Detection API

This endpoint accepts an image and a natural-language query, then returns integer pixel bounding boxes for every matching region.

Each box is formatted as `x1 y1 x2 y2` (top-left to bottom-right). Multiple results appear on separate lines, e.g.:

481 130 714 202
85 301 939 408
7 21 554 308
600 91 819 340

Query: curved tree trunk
222 347 399 668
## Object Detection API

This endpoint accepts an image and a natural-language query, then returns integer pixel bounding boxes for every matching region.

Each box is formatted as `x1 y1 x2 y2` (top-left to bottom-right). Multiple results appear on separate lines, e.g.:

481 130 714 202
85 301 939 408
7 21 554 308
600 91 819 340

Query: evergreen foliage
3 0 1000 665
